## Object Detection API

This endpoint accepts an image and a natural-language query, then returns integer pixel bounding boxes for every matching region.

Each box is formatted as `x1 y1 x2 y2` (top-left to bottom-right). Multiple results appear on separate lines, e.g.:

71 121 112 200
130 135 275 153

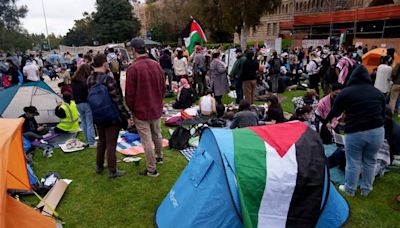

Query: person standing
268 51 282 94
230 48 246 104
326 65 386 197
71 64 96 147
306 52 321 94
107 48 122 92
374 56 392 97
389 63 400 116
160 49 173 92
87 54 131 178
23 59 40 82
193 46 207 96
125 38 166 177
241 50 259 105
173 49 188 81
209 51 229 104
336 47 357 85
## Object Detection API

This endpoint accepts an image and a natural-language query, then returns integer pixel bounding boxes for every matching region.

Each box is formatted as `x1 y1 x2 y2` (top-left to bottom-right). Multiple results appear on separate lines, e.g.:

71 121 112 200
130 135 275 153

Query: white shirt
173 57 188 76
23 62 39 81
200 95 212 113
374 64 392 93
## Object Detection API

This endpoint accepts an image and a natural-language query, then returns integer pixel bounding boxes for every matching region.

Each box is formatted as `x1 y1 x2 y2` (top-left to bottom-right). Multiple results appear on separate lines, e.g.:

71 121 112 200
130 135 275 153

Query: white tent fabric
2 86 63 124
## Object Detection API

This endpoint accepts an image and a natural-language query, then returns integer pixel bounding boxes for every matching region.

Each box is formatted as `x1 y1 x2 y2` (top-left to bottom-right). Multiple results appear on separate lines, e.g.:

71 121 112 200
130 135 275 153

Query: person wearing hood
172 78 196 109
326 65 386 197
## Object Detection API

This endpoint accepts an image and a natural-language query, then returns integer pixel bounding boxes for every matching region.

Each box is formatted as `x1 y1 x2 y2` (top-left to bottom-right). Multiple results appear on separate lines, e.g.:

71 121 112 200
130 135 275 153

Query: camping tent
0 118 56 227
0 81 63 123
362 48 400 74
156 122 349 228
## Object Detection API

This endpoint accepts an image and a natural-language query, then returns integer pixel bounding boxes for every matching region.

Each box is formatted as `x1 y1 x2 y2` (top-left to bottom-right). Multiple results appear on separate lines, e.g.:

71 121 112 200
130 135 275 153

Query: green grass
19 91 400 228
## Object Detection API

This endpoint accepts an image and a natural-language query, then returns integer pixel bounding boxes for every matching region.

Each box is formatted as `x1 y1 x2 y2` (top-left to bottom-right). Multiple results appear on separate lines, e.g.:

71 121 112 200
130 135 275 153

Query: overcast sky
18 0 97 36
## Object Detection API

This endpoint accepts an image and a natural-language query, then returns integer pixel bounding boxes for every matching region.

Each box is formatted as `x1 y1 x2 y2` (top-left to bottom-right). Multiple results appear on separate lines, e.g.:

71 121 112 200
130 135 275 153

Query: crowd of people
1 38 399 199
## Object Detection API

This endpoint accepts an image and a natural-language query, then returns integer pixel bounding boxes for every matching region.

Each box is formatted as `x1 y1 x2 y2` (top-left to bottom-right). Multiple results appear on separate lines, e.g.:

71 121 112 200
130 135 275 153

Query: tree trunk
240 22 248 50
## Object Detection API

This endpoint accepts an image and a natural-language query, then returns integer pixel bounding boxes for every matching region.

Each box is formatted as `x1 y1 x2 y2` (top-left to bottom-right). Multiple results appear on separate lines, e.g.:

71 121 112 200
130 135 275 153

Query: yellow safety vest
57 101 80 132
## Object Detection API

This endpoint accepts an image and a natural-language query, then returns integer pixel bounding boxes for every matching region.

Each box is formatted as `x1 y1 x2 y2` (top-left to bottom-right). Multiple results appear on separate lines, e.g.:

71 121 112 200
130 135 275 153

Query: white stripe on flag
258 143 298 228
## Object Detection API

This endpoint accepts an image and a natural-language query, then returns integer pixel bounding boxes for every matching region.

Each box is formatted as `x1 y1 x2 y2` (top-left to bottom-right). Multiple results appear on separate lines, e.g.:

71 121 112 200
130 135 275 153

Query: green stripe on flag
186 31 202 55
234 128 267 228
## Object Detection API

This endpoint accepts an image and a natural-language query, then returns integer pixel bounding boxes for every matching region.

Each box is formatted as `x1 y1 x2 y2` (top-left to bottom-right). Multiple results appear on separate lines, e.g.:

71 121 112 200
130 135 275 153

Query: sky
17 0 97 36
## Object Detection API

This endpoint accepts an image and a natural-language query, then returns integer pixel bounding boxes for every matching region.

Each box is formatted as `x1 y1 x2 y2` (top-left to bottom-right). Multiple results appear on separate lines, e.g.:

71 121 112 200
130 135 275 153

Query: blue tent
156 126 349 228
0 81 63 123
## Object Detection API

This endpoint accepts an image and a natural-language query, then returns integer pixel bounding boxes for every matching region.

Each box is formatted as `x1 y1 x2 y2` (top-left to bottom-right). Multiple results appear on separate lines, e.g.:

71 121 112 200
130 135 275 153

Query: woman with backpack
87 54 132 178
71 64 96 148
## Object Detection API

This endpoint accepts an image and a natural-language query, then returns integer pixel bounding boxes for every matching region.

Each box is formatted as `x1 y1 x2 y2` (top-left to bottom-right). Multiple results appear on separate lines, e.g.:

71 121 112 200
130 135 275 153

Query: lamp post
41 0 51 51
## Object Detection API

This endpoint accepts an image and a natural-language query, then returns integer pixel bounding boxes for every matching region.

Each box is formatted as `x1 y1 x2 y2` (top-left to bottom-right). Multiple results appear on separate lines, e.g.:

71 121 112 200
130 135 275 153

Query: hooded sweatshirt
326 65 385 133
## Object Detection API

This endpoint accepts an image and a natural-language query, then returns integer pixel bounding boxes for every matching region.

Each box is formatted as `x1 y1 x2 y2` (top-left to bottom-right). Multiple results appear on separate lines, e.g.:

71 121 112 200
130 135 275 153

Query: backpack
272 58 281 74
169 126 191 150
87 74 120 125
165 116 183 127
110 59 120 74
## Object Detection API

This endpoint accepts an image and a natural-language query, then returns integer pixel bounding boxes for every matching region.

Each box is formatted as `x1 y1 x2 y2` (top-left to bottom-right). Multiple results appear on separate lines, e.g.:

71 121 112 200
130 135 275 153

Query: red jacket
125 56 166 121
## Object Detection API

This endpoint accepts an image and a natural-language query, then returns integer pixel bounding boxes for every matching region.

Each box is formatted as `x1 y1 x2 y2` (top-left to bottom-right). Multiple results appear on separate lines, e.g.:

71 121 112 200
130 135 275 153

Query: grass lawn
21 91 400 227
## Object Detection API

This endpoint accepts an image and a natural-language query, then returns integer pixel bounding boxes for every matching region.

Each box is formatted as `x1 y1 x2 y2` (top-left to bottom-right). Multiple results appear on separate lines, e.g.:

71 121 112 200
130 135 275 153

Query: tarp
0 81 63 123
156 123 350 228
362 48 400 74
0 118 56 228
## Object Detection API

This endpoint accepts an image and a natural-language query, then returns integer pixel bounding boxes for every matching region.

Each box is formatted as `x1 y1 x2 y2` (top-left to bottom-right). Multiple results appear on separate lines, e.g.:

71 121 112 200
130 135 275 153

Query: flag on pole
182 19 207 55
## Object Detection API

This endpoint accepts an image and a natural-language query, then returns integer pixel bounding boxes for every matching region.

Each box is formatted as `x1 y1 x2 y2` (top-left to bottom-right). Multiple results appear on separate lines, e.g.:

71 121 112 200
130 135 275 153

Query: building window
273 23 277 35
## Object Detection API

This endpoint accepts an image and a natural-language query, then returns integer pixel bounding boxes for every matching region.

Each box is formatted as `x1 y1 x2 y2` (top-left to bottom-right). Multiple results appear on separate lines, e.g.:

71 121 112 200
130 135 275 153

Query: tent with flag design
0 118 56 227
155 122 349 228
182 19 207 55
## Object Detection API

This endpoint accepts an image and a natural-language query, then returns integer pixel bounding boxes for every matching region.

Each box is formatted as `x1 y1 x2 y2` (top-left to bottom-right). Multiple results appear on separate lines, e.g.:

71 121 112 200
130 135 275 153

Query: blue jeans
235 79 243 104
344 127 384 196
77 102 96 145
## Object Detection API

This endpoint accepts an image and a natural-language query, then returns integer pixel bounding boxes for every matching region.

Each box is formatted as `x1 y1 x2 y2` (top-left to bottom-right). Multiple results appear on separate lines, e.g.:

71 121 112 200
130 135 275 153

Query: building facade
236 0 400 45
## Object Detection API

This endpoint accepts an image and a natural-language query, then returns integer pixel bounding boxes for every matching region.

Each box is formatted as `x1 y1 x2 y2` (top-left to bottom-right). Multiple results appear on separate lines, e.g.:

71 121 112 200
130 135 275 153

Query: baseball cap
129 37 145 50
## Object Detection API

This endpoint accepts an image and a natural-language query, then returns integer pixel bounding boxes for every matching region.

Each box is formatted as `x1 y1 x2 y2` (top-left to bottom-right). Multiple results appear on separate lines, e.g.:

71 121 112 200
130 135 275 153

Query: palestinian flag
233 122 326 228
182 19 207 55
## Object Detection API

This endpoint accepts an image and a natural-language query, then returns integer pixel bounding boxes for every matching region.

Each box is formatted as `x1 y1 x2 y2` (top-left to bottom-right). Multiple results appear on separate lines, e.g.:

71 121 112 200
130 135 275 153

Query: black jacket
326 65 385 133
241 59 258 81
71 80 88 104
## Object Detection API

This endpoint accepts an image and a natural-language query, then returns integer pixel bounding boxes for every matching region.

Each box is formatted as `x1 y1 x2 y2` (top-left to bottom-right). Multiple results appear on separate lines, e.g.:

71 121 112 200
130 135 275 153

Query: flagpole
41 0 51 51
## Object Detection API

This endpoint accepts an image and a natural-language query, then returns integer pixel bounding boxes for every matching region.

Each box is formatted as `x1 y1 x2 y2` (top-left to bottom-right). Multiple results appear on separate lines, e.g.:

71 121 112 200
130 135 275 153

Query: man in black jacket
326 65 385 197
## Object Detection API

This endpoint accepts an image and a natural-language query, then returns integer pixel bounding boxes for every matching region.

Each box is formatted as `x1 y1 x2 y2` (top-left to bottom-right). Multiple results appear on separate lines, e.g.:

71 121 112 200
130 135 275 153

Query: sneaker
138 169 159 177
96 167 104 174
109 170 126 178
338 185 355 197
40 139 48 144
156 157 164 165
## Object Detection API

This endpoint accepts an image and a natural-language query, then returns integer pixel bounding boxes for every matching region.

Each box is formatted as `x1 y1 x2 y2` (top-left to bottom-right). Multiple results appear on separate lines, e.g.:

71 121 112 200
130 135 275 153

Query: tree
0 0 27 30
92 0 141 44
219 0 280 49
64 12 95 46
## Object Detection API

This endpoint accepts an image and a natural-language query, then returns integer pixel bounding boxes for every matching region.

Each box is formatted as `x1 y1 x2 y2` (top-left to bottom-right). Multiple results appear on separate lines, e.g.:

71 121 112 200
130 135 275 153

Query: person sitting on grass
199 90 217 116
54 92 80 134
19 106 48 141
230 100 258 129
265 95 286 125
172 78 196 109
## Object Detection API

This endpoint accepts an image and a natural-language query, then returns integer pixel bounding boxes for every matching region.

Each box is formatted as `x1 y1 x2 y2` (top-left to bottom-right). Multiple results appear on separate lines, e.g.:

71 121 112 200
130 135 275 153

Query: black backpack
169 126 191 150
272 58 281 74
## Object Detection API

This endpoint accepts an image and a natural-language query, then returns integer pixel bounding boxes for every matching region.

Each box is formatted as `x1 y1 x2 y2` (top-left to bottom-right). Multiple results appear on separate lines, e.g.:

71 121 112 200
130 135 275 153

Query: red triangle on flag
249 122 308 157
